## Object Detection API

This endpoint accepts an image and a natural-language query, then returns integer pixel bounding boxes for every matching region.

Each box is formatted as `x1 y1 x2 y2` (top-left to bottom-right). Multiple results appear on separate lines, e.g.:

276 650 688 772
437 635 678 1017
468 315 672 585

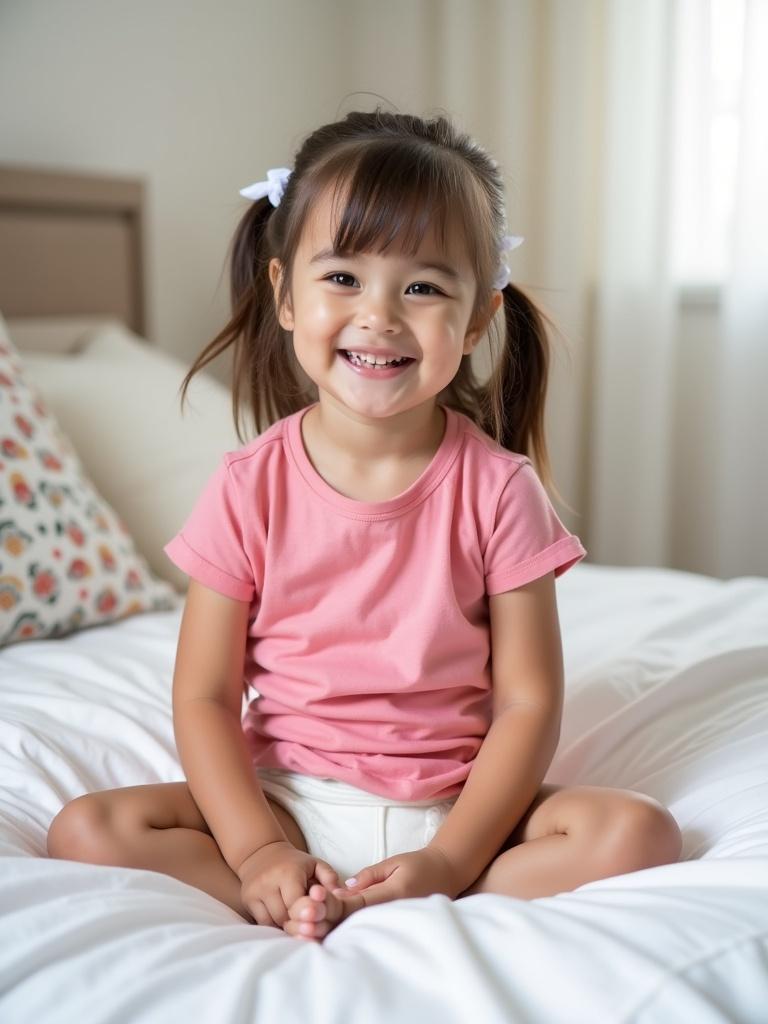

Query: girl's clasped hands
237 840 462 942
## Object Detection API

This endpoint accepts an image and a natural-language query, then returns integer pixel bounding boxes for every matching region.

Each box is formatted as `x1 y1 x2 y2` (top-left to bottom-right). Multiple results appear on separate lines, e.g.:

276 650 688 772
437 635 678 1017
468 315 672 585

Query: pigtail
176 195 297 442
229 195 275 312
480 282 567 508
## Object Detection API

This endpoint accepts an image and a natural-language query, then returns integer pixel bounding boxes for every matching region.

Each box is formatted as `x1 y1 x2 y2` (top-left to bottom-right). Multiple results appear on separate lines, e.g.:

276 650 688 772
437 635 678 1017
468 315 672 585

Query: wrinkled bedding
1 562 767 1023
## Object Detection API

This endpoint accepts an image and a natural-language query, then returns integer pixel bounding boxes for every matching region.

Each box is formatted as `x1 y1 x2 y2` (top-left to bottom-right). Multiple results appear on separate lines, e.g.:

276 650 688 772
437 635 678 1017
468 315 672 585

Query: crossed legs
46 781 682 940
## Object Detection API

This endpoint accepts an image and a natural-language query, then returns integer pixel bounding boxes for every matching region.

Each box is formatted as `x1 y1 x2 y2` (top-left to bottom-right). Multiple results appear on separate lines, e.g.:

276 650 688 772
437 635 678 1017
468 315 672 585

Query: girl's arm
172 580 290 875
426 572 564 893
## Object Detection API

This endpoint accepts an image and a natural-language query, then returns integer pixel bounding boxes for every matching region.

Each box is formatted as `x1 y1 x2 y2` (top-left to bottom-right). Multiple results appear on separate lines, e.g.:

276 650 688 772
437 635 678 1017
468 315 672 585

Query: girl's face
269 186 502 422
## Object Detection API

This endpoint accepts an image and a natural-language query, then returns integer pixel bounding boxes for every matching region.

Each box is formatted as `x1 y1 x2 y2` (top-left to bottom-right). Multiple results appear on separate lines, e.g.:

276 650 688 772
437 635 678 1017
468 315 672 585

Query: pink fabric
163 402 586 801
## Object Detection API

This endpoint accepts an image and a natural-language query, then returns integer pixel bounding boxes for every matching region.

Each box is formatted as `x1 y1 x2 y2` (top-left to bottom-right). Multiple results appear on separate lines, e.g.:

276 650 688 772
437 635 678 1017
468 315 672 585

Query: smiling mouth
340 350 416 368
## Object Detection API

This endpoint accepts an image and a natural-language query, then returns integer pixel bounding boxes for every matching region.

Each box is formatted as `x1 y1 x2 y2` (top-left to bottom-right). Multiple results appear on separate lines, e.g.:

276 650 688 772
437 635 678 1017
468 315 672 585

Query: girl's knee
600 796 682 873
47 795 124 863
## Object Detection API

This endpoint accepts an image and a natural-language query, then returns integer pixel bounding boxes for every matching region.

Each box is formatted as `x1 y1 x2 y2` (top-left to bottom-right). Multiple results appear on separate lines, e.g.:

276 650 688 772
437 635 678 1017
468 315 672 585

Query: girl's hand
331 846 464 907
236 840 341 928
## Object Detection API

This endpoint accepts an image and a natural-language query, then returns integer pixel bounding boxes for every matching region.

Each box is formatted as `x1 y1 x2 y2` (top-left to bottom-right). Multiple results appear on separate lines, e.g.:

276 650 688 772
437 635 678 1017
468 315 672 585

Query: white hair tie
493 234 525 290
239 167 292 206
238 167 523 290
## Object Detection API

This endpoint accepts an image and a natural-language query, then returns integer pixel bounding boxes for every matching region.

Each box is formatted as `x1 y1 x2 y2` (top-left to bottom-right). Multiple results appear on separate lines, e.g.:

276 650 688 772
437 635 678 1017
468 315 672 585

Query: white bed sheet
1 563 767 1023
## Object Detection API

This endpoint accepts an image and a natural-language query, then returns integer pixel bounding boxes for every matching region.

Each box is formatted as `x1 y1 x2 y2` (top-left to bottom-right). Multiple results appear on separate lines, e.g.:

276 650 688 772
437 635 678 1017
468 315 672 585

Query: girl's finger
283 916 328 941
263 890 289 929
312 861 341 890
281 877 311 914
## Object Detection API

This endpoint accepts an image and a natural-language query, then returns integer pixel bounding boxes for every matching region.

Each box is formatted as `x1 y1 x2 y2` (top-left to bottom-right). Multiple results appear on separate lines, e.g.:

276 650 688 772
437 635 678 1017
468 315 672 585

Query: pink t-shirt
163 402 587 801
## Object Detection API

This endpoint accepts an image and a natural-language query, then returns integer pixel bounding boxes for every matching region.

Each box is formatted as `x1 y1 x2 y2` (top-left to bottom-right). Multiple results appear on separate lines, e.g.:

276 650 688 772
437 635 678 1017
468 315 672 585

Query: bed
1 163 767 1023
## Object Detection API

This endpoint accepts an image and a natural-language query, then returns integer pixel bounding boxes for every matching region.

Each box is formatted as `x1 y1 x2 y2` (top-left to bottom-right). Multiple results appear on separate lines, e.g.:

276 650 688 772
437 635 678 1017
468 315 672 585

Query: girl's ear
463 290 504 354
268 257 294 331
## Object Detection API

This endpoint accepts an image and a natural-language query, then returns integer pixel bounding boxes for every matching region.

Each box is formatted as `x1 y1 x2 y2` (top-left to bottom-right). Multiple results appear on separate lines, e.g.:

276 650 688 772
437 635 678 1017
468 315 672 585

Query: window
671 0 746 286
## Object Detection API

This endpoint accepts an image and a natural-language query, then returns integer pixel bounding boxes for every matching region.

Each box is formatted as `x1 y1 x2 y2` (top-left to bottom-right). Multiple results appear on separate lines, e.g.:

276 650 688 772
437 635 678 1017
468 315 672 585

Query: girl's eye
408 282 442 296
325 273 357 288
324 273 443 296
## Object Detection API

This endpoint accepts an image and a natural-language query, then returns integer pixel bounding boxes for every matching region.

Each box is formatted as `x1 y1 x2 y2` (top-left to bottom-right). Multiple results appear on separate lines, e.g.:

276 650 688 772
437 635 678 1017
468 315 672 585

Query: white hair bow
493 234 525 290
239 167 292 206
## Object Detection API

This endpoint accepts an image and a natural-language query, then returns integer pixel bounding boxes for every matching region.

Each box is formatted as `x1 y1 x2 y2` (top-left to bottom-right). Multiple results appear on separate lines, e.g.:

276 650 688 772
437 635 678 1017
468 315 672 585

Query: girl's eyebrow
309 246 461 281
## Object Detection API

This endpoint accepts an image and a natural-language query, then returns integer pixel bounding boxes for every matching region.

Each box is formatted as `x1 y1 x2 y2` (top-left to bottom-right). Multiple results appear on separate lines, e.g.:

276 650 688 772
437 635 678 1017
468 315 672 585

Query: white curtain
588 0 678 568
714 0 768 578
584 0 767 576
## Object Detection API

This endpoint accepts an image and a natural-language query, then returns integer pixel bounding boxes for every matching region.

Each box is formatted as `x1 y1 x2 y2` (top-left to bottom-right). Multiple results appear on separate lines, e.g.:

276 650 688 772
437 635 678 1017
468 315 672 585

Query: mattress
1 562 767 1022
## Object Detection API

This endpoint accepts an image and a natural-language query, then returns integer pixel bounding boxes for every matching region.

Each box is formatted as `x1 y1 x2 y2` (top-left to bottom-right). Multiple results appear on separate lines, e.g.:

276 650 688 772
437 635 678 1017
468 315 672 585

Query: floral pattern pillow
0 321 180 649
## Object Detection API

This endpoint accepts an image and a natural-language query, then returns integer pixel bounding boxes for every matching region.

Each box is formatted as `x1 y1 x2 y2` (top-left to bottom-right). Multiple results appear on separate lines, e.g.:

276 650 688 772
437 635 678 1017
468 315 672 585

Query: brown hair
178 107 570 501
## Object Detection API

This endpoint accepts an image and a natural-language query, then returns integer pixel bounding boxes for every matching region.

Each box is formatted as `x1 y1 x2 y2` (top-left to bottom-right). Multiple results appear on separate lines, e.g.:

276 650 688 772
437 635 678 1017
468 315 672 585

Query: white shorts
254 766 458 883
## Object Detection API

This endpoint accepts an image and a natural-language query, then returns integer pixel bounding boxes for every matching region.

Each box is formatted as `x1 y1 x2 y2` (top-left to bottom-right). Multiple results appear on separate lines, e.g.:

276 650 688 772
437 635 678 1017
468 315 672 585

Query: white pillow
19 323 246 595
5 316 128 355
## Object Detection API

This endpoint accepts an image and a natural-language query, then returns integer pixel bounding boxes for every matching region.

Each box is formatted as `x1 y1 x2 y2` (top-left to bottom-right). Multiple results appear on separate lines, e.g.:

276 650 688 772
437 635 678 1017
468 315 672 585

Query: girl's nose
354 293 402 333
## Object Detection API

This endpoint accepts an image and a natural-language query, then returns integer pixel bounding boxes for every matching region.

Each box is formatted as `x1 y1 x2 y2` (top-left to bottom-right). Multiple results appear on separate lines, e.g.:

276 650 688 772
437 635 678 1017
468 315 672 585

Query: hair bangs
313 142 484 271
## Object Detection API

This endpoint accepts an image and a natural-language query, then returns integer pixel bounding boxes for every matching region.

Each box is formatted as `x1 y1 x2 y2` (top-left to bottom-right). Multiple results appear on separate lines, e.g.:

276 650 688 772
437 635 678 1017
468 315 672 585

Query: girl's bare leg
46 783 311 924
459 785 683 899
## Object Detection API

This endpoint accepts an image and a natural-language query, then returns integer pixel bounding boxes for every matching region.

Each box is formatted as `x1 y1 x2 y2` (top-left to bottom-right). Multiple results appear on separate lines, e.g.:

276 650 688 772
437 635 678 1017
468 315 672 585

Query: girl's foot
283 882 364 942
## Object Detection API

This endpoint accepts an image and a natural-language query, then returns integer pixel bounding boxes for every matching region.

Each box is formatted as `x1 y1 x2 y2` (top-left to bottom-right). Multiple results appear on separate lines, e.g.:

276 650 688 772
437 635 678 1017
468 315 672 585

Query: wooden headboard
0 164 147 336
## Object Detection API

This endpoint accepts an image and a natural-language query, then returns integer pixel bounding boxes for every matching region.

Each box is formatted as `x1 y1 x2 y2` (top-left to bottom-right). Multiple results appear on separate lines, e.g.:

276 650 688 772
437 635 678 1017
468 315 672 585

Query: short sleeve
484 461 587 595
163 457 255 602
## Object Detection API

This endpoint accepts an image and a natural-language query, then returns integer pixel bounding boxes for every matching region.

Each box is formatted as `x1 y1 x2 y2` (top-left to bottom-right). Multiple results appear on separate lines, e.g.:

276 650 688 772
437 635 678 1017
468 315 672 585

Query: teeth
344 350 409 368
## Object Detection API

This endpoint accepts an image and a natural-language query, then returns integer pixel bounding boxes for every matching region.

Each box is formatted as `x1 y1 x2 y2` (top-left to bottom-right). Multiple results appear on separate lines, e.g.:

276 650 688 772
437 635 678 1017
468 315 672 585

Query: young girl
46 108 682 944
